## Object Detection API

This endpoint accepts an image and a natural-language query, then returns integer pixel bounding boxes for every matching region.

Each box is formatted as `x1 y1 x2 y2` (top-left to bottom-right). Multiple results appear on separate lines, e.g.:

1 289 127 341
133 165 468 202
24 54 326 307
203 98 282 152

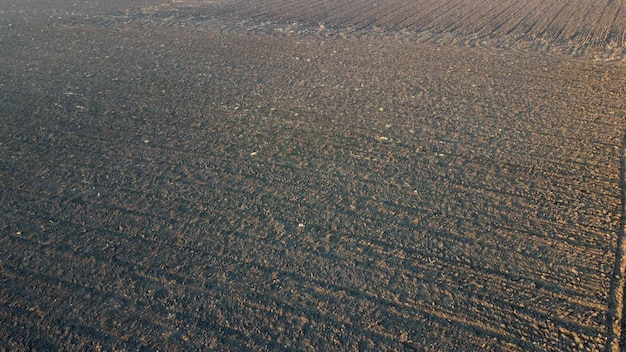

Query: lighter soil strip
607 132 626 352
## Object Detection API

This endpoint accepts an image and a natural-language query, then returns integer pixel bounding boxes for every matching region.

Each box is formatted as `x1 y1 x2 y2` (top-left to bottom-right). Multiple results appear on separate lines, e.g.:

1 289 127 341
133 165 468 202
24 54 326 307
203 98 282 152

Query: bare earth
1 0 626 351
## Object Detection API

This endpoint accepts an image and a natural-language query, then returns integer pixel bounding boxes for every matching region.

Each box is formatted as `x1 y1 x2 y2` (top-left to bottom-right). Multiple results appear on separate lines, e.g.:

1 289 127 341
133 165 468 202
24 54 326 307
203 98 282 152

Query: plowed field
2 0 626 351
51 0 626 61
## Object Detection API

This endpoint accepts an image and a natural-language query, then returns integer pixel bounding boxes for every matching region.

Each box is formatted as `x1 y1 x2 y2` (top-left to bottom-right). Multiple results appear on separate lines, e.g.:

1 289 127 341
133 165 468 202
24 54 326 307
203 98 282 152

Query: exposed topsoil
1 1 626 351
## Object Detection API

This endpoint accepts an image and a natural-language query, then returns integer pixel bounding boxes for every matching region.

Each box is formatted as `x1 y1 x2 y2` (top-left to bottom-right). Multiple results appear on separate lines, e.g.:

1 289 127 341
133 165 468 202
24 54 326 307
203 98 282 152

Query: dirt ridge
609 132 626 351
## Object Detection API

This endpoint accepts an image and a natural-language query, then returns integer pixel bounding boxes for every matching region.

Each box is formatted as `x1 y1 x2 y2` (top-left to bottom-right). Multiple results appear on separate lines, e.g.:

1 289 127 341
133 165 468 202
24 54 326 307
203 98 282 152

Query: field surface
2 0 626 351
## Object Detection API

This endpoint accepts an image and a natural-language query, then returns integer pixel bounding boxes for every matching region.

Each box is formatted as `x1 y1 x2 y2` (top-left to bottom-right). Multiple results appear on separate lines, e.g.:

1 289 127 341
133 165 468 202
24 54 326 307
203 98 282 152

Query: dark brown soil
2 1 626 351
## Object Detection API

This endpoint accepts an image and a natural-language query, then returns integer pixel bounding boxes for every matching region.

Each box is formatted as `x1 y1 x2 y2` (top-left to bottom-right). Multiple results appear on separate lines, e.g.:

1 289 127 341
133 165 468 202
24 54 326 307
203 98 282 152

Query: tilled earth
1 1 626 351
